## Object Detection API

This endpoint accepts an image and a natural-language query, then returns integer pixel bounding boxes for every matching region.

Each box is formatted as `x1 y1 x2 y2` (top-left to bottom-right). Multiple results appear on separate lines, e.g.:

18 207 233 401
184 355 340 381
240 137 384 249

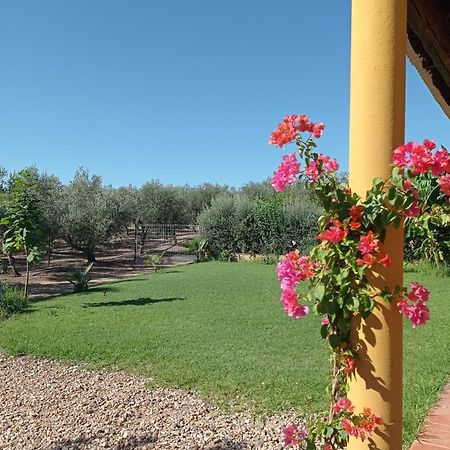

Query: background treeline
1 165 447 273
0 166 321 267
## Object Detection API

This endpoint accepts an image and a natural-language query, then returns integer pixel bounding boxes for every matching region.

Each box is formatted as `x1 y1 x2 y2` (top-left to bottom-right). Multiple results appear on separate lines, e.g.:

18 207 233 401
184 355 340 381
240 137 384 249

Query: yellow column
348 1 406 450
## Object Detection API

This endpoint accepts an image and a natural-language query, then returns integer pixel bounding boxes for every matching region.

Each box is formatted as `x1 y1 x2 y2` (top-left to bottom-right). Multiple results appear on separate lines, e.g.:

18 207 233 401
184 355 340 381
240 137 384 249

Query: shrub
145 254 165 271
198 192 321 258
0 283 29 317
67 263 93 293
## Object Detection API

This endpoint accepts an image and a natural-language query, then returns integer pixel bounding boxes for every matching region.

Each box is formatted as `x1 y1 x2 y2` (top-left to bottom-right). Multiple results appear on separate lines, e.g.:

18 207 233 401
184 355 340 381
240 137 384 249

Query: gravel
0 354 297 450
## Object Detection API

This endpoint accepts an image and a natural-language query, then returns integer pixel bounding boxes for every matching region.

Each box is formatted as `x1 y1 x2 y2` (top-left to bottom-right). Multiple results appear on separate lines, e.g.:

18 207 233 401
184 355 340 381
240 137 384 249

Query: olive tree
62 169 126 262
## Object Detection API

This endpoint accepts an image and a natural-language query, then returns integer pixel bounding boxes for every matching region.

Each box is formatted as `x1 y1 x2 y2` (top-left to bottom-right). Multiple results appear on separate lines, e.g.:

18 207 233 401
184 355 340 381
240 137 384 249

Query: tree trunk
140 228 147 255
47 237 52 267
24 256 30 298
7 253 21 277
134 222 138 262
85 248 97 263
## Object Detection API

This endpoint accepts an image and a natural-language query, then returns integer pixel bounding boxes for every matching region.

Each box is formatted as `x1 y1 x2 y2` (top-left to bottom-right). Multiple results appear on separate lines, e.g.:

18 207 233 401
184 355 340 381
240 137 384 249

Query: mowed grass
0 261 448 447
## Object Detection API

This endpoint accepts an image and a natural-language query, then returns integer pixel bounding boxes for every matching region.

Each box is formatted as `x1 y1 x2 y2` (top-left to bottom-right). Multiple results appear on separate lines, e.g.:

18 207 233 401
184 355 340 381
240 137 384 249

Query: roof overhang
407 0 450 119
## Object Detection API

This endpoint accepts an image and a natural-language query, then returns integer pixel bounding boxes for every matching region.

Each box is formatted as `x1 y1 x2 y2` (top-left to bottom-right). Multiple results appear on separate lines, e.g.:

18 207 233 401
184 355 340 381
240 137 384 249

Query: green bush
0 283 29 317
198 192 321 258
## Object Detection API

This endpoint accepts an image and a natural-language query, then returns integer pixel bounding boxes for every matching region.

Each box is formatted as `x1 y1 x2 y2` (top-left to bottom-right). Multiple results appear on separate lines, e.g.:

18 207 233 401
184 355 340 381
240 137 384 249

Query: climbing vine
269 114 450 449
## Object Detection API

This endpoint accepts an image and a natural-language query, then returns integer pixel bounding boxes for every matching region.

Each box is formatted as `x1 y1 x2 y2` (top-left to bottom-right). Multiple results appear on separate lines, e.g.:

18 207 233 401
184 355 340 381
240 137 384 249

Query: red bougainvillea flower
269 114 326 147
437 174 450 197
397 282 430 327
405 202 422 217
272 153 300 192
360 408 383 434
312 122 325 139
318 226 348 244
269 115 299 147
283 424 307 447
430 147 450 176
349 205 364 220
323 443 332 450
378 252 392 267
344 355 356 374
358 231 379 255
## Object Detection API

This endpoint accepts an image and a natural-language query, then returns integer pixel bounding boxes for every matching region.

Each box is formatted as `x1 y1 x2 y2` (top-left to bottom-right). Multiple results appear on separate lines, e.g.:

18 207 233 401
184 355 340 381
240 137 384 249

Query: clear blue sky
1 0 449 188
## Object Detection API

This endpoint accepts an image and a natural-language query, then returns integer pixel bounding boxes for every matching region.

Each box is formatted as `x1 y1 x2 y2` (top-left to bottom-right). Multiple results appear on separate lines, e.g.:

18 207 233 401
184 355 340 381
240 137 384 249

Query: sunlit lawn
0 261 448 447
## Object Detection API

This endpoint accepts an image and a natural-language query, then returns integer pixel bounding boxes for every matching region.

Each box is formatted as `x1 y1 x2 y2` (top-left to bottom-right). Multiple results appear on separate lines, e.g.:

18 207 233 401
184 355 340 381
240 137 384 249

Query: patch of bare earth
0 354 294 450
0 236 195 298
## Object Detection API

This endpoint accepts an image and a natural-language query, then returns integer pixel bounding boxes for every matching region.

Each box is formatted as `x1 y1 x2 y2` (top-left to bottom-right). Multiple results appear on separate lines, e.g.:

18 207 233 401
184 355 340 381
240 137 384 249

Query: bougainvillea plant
269 114 450 449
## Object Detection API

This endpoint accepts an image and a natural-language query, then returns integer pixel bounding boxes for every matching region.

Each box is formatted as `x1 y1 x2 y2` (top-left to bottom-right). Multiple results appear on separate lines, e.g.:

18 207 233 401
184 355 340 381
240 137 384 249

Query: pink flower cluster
304 154 339 182
276 251 315 319
272 153 301 192
393 141 450 200
438 174 450 196
397 282 430 328
283 423 307 447
269 114 325 147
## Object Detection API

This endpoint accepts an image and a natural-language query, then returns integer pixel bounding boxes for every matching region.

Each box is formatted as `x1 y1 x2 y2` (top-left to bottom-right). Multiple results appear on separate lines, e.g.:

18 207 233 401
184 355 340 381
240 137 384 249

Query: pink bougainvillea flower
304 160 319 181
392 140 434 174
277 257 301 291
332 397 355 414
272 153 300 192
319 153 339 172
269 115 299 147
437 174 450 197
280 288 309 319
398 282 430 327
358 231 379 255
321 316 330 326
283 424 307 447
409 282 430 302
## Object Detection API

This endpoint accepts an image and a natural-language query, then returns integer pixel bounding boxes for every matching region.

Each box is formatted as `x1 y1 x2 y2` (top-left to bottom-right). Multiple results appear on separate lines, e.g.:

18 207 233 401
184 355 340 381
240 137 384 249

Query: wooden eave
407 0 450 119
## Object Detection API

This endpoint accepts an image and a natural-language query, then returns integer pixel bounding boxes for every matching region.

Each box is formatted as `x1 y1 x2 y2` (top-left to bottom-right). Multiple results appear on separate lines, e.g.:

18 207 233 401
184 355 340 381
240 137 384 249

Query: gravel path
0 354 296 450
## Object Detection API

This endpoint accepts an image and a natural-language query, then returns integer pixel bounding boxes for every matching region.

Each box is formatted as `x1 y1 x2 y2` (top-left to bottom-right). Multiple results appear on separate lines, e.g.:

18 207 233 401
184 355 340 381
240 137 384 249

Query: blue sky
1 0 449 188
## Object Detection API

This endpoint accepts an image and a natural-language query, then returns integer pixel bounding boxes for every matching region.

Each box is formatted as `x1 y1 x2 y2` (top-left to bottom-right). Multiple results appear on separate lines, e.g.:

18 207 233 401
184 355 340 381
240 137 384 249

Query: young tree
0 169 44 296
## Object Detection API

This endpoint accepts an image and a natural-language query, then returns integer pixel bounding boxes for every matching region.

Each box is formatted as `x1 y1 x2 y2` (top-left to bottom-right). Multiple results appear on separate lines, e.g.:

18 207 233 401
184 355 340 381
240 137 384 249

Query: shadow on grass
82 296 185 308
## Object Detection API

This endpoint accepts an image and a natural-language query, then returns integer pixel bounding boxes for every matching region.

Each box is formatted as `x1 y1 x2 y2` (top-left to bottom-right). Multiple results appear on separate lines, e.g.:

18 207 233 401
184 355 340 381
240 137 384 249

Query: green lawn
0 261 448 447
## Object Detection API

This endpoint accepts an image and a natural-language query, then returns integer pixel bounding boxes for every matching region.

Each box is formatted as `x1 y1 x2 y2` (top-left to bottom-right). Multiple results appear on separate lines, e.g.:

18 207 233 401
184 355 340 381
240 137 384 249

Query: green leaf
313 284 325 301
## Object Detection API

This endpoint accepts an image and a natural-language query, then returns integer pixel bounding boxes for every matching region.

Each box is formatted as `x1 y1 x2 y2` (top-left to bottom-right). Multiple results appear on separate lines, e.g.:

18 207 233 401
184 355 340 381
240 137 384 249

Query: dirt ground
0 234 196 298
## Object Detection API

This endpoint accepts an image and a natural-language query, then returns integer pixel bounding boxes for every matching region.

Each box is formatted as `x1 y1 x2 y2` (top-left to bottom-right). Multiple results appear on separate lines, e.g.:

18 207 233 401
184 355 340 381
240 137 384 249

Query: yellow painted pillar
348 1 406 450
